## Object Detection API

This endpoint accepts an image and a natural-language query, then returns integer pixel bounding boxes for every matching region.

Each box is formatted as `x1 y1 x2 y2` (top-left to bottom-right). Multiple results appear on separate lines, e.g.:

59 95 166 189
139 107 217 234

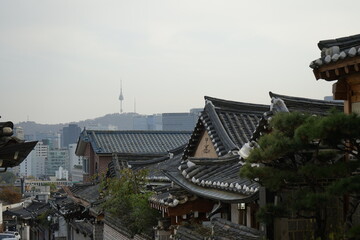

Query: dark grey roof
108 145 186 182
317 34 360 51
175 225 210 240
104 214 153 239
309 33 360 70
183 96 268 159
269 92 343 114
0 141 37 169
104 215 132 238
159 96 266 203
176 154 259 199
76 130 192 155
68 183 100 204
211 217 262 240
70 220 93 238
164 168 259 203
149 187 199 207
4 201 50 220
50 196 82 217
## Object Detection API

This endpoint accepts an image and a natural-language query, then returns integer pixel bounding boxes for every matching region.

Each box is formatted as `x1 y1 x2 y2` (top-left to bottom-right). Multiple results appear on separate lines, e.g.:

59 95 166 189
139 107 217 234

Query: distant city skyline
1 1 359 124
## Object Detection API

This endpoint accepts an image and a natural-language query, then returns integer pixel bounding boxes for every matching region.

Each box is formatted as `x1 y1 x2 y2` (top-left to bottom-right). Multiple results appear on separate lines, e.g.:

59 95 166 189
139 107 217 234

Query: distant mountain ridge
16 113 140 137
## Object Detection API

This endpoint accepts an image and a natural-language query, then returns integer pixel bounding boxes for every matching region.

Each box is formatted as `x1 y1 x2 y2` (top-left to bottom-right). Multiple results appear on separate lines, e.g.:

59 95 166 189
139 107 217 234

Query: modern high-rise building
31 141 48 178
55 166 69 180
68 143 83 182
62 124 81 148
20 141 49 178
133 110 201 131
46 149 69 176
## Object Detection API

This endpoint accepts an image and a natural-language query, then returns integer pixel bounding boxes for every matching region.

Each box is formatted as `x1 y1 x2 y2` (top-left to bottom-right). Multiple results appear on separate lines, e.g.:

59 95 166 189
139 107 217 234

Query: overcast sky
1 1 359 124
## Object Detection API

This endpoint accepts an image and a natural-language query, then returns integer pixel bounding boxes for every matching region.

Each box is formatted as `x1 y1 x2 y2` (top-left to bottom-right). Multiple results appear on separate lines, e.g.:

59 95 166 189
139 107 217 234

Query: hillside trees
240 111 360 239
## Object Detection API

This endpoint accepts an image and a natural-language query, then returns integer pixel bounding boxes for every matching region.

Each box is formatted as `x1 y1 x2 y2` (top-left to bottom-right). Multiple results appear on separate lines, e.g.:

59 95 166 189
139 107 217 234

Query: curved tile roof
164 168 259 203
183 96 268 159
178 154 259 198
77 130 192 155
269 92 343 115
310 34 360 70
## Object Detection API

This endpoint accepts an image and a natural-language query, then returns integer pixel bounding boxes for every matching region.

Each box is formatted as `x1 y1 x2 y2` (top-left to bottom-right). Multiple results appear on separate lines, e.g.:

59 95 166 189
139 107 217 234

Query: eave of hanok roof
170 151 260 203
108 145 186 183
309 34 360 81
164 168 259 204
63 183 101 208
269 92 343 115
241 92 345 158
0 141 38 170
76 130 191 156
182 96 269 159
4 201 50 220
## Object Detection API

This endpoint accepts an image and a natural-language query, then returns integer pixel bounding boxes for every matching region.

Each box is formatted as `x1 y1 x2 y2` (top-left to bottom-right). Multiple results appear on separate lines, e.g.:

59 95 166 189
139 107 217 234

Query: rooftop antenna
119 80 124 113
134 98 136 113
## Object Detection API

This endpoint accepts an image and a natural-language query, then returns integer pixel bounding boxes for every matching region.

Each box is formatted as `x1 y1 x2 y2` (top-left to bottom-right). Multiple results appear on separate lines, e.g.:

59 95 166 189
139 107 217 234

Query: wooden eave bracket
313 57 360 81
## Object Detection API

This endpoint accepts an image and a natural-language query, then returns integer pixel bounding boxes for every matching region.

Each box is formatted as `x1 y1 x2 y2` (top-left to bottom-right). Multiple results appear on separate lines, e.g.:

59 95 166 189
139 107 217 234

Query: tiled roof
108 145 186 182
157 96 267 203
69 220 93 238
4 201 50 220
174 225 207 240
211 217 262 240
68 183 101 204
178 153 259 197
309 34 360 80
50 196 82 216
269 92 343 115
76 130 192 155
183 96 269 159
0 141 38 168
149 187 199 208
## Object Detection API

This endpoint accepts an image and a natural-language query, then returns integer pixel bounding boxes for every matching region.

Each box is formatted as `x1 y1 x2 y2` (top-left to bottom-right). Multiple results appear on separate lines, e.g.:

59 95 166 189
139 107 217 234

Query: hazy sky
1 1 359 124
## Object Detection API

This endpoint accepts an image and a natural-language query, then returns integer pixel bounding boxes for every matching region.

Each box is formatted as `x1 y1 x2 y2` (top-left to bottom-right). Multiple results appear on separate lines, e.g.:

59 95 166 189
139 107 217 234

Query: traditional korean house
75 130 191 183
239 92 344 239
310 33 360 235
148 96 270 239
3 200 51 240
149 93 343 240
57 130 192 240
104 146 191 240
310 33 360 114
59 183 104 240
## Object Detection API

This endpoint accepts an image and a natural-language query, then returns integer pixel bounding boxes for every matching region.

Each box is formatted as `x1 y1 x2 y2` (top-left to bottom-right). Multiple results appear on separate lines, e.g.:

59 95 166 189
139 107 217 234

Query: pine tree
240 111 360 239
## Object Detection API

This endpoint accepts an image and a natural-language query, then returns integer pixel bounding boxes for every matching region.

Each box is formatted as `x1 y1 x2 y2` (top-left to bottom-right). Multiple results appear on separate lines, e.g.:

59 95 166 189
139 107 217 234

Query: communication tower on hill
119 80 124 113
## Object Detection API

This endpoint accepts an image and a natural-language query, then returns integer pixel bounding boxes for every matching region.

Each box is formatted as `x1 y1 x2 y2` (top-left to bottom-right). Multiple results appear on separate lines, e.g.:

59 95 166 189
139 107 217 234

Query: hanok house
310 33 360 230
310 33 360 114
3 200 51 240
50 183 103 240
103 145 192 240
75 130 192 183
240 92 343 239
149 96 270 239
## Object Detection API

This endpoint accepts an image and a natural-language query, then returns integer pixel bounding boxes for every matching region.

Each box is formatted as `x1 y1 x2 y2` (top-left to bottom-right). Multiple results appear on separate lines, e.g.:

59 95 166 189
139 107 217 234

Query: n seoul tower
119 80 124 113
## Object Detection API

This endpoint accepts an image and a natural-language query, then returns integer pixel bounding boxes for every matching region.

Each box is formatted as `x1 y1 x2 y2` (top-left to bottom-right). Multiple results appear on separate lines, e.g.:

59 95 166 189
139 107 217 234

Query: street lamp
12 215 17 231
47 215 52 240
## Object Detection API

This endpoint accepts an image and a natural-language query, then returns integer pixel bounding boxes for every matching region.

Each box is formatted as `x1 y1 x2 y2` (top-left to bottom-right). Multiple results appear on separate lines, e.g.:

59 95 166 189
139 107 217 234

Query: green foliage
256 204 289 224
101 168 160 235
240 111 360 239
347 224 360 240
